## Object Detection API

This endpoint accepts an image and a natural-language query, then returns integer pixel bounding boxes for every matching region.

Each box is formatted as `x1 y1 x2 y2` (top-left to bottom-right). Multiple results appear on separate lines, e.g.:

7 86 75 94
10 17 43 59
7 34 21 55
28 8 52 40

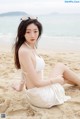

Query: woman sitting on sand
12 16 80 108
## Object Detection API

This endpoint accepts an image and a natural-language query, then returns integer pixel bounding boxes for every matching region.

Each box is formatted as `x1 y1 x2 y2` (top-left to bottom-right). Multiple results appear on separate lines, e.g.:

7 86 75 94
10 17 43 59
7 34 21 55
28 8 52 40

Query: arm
19 50 52 87
49 75 64 85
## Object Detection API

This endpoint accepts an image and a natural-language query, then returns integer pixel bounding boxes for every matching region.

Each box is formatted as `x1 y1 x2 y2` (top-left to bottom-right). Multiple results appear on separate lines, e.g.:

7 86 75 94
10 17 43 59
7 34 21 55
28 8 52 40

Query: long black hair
14 17 43 69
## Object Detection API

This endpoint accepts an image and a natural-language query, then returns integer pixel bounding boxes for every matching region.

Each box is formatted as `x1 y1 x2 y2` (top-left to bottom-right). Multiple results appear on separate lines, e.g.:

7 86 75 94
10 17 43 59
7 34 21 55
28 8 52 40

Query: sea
0 14 80 51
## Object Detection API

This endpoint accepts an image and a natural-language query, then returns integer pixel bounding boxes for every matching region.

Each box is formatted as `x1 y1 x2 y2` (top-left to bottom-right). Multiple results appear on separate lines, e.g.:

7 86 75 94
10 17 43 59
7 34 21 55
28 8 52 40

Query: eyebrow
26 29 38 31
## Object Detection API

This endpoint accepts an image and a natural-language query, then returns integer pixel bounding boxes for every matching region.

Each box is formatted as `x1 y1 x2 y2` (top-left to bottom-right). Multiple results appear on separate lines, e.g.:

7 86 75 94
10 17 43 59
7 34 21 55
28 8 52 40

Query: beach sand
0 50 80 119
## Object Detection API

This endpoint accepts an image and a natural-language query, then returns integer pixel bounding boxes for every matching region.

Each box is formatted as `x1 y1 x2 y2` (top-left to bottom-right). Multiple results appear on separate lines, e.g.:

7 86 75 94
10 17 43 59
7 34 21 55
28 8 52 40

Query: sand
0 50 80 119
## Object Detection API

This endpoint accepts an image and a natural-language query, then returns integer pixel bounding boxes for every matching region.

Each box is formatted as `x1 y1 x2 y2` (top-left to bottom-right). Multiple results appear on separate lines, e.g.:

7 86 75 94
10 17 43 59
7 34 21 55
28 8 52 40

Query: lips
31 39 35 41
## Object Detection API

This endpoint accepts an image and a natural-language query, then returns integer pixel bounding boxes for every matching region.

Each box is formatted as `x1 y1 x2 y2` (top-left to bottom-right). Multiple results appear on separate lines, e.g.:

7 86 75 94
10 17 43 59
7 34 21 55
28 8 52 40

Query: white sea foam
1 33 80 52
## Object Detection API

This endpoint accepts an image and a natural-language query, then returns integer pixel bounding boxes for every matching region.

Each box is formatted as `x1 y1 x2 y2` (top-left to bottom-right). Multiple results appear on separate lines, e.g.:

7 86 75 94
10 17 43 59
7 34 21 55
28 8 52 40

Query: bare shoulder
18 44 30 58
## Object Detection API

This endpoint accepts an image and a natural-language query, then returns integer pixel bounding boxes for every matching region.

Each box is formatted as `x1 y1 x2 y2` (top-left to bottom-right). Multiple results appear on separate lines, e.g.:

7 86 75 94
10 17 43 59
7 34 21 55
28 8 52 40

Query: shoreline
0 36 80 52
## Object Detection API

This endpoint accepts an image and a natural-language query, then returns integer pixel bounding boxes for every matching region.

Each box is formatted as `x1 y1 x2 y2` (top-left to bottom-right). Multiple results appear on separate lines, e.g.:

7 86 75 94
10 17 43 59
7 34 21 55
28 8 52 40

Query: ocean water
0 14 80 36
0 14 80 51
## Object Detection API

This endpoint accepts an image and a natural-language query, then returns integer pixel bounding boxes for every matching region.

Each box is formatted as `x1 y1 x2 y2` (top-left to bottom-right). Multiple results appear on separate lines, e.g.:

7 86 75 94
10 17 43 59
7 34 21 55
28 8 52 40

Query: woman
13 16 80 108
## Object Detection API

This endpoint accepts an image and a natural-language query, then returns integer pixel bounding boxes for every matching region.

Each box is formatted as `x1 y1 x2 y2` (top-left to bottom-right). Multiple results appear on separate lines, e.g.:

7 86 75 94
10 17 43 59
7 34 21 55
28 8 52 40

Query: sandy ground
0 50 80 119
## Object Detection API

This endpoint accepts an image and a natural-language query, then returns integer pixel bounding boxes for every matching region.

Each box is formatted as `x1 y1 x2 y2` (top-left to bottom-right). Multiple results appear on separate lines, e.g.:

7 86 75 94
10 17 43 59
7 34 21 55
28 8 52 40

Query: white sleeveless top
21 54 45 77
35 54 45 72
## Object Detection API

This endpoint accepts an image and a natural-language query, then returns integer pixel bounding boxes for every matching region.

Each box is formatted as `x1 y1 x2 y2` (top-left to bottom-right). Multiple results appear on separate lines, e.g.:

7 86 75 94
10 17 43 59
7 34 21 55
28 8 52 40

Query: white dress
23 54 71 108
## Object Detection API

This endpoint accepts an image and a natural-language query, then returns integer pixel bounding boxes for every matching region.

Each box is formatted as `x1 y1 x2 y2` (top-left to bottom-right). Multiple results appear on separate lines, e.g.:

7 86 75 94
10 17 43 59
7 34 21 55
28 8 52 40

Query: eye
34 31 38 33
26 31 30 33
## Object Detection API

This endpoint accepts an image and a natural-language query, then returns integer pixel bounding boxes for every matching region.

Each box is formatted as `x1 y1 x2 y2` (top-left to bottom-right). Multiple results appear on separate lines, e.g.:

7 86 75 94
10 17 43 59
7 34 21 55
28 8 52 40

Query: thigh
48 63 76 85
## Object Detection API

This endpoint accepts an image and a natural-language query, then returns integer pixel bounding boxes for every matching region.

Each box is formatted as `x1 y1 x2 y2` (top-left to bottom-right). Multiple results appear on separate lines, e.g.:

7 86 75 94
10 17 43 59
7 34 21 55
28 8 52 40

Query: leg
49 63 80 86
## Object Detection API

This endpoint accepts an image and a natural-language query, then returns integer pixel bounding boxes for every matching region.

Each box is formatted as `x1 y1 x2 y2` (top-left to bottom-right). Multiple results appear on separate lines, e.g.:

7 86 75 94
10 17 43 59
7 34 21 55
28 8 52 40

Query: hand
50 75 64 85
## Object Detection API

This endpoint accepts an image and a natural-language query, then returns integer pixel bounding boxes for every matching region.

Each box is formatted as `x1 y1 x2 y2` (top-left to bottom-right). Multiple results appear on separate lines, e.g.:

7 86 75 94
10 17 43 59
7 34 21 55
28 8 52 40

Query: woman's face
24 23 39 45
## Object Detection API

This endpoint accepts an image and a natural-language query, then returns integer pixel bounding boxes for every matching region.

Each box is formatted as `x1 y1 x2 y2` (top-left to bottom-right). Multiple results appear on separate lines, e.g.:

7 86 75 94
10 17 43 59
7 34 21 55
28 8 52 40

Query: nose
31 32 35 37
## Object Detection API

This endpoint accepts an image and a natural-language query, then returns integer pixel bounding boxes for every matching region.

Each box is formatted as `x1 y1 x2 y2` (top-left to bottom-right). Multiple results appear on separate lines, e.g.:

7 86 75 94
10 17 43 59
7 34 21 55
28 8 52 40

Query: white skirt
25 83 71 108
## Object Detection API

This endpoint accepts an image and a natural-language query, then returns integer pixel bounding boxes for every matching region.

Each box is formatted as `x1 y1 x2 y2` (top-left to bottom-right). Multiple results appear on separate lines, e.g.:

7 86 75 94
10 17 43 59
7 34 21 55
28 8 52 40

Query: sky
0 0 80 15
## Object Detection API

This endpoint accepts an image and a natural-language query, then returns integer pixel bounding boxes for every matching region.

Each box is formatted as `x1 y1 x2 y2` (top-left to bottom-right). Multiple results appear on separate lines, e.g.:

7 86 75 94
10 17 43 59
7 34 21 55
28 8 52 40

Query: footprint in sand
0 98 10 113
0 85 8 92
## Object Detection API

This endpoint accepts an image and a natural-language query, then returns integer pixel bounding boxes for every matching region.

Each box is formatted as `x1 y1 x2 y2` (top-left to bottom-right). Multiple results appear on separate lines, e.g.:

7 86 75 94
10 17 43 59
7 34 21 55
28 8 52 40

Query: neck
25 42 36 49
